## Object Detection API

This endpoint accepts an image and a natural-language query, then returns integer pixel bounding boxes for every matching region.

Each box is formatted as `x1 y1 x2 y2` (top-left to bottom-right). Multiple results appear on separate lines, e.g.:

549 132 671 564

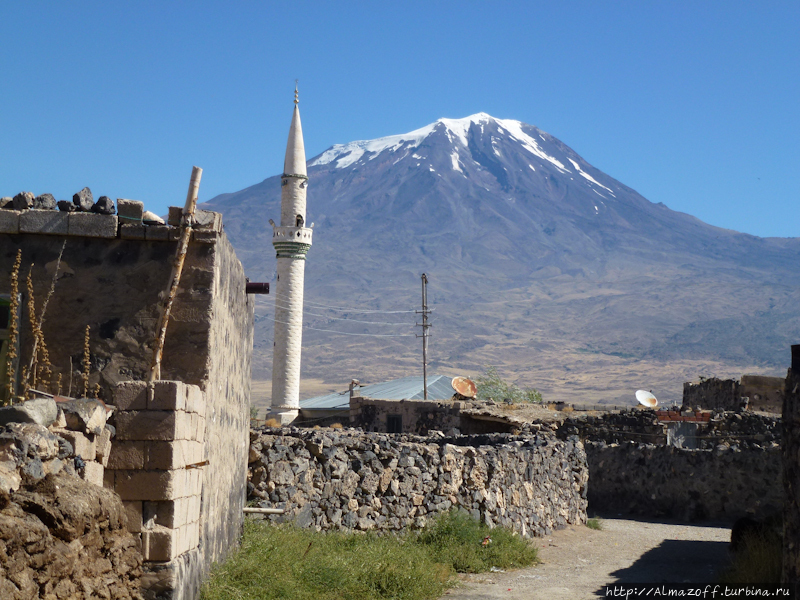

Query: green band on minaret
274 241 311 259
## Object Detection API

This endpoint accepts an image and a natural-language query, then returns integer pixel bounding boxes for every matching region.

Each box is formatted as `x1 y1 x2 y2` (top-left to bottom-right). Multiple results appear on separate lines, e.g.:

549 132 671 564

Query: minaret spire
269 86 313 424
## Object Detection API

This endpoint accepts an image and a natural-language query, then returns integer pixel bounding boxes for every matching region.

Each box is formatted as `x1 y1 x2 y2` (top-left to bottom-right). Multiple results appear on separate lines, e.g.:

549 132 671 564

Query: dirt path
442 518 732 600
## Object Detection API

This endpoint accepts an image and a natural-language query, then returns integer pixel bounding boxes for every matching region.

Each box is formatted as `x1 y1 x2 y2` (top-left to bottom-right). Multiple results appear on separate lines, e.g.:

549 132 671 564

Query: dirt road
442 517 732 600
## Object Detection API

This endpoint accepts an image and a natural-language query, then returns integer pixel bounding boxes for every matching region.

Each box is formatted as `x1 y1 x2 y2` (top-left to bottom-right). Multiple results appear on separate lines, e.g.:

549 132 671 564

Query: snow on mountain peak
309 113 497 169
308 112 567 173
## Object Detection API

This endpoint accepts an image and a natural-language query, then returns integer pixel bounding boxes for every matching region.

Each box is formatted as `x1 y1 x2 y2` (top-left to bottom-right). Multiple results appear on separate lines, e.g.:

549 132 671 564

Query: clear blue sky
1 1 797 237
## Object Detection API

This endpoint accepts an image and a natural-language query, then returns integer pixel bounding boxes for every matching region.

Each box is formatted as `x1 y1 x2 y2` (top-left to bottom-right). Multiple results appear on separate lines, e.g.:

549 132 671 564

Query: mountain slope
205 113 800 405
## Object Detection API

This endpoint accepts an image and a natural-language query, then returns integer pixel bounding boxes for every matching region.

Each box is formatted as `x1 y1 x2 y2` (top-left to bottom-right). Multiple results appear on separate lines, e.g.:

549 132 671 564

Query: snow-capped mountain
205 113 800 404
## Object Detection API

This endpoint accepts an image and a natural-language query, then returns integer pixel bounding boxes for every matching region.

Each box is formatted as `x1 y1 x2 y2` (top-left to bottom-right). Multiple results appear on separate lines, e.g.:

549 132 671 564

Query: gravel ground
441 517 732 600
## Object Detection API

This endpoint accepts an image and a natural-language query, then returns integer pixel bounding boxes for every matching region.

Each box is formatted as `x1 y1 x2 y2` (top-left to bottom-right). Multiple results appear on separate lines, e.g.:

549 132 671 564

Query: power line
273 303 414 327
262 291 420 314
270 315 417 337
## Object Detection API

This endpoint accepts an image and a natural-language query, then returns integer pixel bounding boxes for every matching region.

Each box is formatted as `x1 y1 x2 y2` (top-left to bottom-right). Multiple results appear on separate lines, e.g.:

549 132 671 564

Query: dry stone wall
248 426 588 538
586 440 781 522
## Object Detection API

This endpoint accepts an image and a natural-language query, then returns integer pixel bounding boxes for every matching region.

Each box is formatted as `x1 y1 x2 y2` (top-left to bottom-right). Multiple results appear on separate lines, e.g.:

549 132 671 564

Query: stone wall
741 374 784 413
683 378 744 411
586 440 781 522
248 426 588 538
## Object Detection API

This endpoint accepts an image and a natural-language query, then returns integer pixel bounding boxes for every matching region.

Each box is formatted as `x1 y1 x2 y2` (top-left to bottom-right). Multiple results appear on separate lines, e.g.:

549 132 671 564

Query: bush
586 517 603 530
719 530 782 584
415 509 538 573
475 365 543 404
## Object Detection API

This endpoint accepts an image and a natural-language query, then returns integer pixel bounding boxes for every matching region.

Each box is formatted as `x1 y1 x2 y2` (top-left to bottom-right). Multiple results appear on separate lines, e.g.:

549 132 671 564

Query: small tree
475 365 542 404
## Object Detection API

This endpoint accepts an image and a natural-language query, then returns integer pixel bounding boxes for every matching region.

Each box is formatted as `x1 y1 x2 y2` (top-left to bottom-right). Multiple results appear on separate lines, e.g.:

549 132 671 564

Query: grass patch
201 510 538 600
586 517 603 531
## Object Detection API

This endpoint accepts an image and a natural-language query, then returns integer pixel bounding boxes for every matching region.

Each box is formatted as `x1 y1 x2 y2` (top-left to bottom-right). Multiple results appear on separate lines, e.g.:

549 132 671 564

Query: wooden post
783 345 800 584
149 166 203 382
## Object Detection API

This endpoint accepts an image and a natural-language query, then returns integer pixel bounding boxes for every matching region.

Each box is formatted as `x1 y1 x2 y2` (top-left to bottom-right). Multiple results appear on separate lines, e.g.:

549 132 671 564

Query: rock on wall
248 427 588 537
586 440 781 522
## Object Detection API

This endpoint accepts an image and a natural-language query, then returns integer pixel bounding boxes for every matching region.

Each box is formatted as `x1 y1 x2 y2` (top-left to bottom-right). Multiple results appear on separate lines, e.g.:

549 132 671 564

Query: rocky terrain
204 113 800 406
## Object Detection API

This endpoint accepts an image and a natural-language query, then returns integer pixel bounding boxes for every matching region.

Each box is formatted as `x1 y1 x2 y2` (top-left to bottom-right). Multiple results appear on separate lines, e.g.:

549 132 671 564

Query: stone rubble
0 397 143 599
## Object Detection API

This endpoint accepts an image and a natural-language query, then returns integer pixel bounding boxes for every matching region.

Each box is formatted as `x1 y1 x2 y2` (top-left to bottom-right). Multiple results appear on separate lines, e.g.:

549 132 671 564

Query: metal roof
300 374 454 411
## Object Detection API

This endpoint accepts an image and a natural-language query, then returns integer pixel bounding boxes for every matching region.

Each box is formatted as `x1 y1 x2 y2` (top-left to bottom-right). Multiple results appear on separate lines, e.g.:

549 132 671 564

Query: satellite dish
452 376 477 399
635 390 658 408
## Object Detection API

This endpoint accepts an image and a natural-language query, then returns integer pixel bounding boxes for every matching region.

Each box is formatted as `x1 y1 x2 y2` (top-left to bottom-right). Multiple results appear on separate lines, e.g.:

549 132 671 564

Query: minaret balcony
271 226 313 245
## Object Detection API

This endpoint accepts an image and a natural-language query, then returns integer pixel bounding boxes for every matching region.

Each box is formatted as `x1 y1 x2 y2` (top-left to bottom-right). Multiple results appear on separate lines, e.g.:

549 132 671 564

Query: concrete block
82 461 104 487
68 213 118 238
123 501 143 533
145 225 172 241
114 381 149 411
148 381 186 411
19 210 69 235
195 415 206 443
145 440 201 470
185 385 205 417
54 429 96 461
115 410 192 441
142 525 178 562
114 469 185 501
148 498 190 529
194 210 222 231
191 230 219 244
168 206 182 227
179 521 200 554
117 199 144 223
0 210 21 234
187 494 201 523
95 427 112 467
120 224 146 239
188 468 203 496
107 441 146 470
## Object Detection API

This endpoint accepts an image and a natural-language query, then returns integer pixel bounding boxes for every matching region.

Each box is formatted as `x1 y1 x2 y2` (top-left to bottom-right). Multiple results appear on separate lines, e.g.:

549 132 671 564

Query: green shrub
415 509 538 573
475 365 542 404
586 517 603 530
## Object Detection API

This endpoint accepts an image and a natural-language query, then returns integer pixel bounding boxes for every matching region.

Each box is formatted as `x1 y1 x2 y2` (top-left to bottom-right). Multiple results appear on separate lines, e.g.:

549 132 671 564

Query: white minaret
269 86 313 424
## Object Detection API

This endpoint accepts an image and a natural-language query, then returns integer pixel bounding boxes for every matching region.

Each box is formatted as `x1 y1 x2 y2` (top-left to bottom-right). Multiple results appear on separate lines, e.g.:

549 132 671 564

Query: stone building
0 193 254 599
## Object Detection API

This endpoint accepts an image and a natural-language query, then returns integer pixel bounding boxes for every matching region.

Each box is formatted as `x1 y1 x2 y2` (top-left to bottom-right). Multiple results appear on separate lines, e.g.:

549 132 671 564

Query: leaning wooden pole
149 166 203 382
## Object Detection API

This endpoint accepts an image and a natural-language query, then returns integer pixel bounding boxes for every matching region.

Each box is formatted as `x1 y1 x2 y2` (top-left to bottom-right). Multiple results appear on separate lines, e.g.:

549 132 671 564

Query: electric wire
264 291 421 314
270 315 417 337
271 298 413 327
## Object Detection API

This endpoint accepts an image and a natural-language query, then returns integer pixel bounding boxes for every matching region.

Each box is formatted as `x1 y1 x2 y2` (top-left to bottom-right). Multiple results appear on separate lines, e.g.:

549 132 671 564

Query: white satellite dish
635 390 658 408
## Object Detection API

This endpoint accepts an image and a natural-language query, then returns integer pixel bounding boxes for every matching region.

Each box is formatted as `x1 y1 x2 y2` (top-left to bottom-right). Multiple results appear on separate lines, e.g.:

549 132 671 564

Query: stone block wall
585 441 781 522
107 381 205 568
248 427 588 538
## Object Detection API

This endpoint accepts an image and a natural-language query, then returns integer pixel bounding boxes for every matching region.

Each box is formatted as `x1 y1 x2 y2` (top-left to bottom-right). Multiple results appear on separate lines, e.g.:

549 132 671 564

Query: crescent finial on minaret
294 80 299 105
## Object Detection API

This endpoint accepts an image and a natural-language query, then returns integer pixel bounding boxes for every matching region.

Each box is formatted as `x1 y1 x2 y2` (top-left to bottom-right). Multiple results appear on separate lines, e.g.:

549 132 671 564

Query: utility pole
416 273 432 399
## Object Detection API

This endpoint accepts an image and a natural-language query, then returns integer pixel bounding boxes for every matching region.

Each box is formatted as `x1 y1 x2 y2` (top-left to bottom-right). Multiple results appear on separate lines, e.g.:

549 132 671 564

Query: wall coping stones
68 213 118 238
19 209 69 235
